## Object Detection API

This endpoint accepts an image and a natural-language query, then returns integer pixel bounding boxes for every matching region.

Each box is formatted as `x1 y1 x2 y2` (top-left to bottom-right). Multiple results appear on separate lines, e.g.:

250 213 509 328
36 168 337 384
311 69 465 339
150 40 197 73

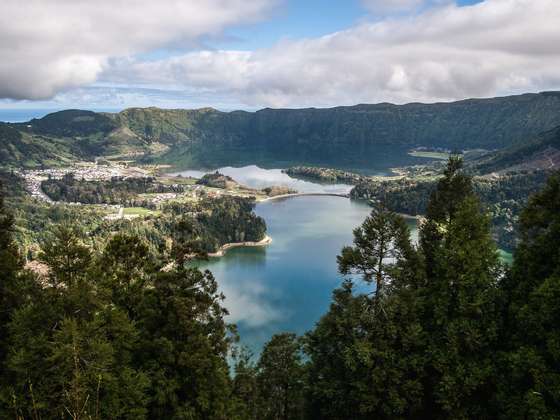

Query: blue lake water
172 165 356 194
177 166 420 353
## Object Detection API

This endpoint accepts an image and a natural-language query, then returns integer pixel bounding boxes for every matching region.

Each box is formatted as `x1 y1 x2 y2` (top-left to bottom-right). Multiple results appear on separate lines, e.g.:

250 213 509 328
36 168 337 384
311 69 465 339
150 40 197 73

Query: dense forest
351 169 551 250
3 92 560 169
1 157 559 419
1 170 266 260
41 174 185 206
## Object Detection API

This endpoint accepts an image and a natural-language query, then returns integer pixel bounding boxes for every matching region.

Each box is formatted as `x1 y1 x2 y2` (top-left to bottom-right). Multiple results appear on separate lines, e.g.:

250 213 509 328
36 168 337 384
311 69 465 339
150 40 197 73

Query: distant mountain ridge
2 91 560 168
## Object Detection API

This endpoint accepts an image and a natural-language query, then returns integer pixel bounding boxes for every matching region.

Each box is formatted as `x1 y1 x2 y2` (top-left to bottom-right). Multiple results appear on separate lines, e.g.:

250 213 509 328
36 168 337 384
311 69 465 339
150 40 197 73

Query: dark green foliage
5 226 149 419
0 180 26 387
135 268 232 419
139 92 560 167
308 207 425 419
2 160 560 419
229 347 259 420
256 333 305 420
304 282 372 419
0 200 237 419
0 122 78 168
420 196 501 418
338 205 413 298
159 196 267 255
0 170 26 198
41 174 184 205
351 177 435 215
475 125 560 174
283 166 366 184
497 172 560 418
414 158 501 418
196 171 238 189
26 110 117 138
196 196 267 250
420 156 473 277
39 225 93 287
351 169 551 250
306 157 503 419
0 123 24 166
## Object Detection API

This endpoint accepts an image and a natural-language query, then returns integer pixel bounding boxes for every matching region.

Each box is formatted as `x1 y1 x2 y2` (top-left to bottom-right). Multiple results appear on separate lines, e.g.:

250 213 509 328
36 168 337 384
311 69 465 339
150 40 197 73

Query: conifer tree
420 155 473 279
230 346 259 420
135 266 233 419
6 226 149 419
498 172 560 418
308 205 424 419
98 233 155 318
419 158 501 418
338 205 414 299
0 184 22 361
0 183 28 417
257 333 305 420
305 281 372 419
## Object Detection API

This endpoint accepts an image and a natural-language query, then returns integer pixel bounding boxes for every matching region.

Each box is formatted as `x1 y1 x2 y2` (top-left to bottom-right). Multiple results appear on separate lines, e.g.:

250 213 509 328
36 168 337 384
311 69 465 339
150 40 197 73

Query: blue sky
151 0 485 54
0 0 557 111
244 0 483 49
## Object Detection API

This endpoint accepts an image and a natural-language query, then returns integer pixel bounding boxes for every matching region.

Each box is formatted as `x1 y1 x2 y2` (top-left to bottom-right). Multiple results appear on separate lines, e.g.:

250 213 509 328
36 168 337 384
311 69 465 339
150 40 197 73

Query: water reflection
171 165 354 194
197 195 419 353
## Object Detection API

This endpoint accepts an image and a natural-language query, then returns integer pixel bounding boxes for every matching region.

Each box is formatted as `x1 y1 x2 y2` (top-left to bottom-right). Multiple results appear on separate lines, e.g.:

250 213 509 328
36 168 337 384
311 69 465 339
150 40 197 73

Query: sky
0 0 558 111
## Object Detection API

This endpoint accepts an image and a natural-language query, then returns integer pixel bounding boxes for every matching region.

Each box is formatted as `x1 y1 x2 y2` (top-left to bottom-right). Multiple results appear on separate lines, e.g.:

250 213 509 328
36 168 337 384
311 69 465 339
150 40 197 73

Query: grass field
123 207 159 216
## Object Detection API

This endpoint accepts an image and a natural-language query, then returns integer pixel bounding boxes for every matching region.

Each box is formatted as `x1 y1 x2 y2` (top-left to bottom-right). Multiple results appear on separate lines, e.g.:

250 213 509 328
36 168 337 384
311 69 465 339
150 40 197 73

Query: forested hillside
2 92 560 168
1 159 559 418
473 124 560 173
114 91 560 166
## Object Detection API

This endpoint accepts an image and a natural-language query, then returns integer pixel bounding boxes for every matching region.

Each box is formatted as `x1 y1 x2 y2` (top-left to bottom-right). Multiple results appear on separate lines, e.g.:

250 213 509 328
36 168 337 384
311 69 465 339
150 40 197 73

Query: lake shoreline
258 192 350 202
208 235 272 257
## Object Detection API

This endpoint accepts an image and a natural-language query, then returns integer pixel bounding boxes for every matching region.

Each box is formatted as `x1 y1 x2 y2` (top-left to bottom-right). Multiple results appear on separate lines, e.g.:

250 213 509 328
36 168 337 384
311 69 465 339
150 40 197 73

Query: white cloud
99 0 560 107
0 0 277 100
220 278 284 328
361 0 427 13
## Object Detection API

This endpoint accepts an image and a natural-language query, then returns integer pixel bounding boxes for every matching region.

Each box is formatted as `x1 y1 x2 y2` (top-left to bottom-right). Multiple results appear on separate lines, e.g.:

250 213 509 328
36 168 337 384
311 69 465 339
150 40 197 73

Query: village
15 160 278 221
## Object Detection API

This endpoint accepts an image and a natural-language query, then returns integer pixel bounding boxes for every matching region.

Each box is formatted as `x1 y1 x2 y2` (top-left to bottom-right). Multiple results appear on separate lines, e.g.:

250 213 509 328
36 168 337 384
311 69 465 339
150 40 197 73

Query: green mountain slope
0 122 80 167
119 91 560 167
0 110 152 168
472 125 560 174
2 91 560 168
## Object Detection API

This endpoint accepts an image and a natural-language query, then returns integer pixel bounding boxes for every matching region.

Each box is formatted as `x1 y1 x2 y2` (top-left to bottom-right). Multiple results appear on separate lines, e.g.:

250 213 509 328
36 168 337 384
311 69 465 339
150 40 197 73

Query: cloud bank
361 0 427 13
106 0 560 107
1 0 559 107
0 0 276 100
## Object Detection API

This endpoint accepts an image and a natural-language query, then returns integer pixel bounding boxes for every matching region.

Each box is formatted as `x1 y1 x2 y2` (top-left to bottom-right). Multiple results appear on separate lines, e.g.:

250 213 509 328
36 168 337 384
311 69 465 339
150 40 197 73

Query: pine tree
135 266 233 419
0 183 28 417
230 346 259 420
419 158 501 418
305 281 372 419
420 155 473 279
39 224 92 288
0 183 21 350
498 172 560 418
6 225 149 419
338 205 414 299
97 233 155 318
308 205 425 419
257 333 305 420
